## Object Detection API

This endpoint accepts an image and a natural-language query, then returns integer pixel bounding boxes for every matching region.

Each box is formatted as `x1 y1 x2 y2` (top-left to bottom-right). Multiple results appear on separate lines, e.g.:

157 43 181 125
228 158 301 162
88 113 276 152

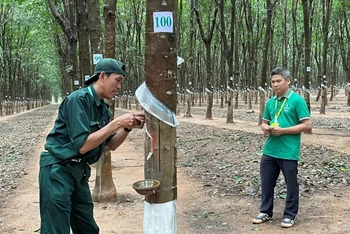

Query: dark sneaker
281 218 294 228
252 213 271 224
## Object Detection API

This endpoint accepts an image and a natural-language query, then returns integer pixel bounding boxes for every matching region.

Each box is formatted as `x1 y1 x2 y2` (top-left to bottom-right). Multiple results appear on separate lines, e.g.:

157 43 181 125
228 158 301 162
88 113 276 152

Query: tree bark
47 0 78 92
92 0 118 203
88 0 103 75
302 0 313 133
194 5 218 120
144 0 178 232
320 0 332 114
215 0 236 123
77 0 91 87
259 0 277 125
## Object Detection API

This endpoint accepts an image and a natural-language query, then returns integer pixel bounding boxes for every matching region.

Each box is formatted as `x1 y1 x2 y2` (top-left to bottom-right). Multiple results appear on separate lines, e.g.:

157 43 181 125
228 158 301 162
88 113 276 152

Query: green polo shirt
40 85 113 167
262 90 310 161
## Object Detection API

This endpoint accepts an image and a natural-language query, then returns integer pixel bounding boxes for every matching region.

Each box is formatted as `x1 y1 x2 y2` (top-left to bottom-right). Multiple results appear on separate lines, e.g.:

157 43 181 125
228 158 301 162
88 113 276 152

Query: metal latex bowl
132 179 160 196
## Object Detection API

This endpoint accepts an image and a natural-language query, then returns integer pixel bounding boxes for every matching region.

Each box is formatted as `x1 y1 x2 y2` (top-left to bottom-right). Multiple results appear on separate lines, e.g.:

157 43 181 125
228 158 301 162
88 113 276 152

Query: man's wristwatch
124 128 132 132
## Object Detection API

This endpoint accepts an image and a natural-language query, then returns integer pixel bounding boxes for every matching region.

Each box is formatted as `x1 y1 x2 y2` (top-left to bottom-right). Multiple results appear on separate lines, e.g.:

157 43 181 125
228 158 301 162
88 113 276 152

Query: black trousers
260 155 299 219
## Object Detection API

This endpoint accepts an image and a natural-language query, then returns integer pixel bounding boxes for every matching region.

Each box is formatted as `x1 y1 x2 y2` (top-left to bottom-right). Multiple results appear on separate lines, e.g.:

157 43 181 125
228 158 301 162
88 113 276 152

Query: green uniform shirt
40 85 113 167
262 90 310 161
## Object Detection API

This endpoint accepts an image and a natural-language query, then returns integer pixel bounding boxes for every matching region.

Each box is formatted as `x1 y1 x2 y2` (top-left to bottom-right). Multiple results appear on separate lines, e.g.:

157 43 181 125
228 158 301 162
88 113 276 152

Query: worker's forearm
106 129 129 151
79 121 121 155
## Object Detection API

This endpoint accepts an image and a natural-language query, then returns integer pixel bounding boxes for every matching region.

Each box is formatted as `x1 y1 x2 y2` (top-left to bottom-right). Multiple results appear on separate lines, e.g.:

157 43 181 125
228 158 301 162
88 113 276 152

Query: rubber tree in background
258 0 278 125
77 0 91 87
194 3 218 119
302 0 313 134
215 0 236 123
88 0 103 75
320 0 332 114
47 0 78 92
92 0 118 202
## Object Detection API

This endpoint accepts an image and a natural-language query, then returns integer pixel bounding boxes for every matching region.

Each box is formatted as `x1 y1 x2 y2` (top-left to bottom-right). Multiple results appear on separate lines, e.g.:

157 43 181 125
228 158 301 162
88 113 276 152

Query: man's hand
111 111 145 132
132 111 145 129
270 126 283 136
261 122 272 135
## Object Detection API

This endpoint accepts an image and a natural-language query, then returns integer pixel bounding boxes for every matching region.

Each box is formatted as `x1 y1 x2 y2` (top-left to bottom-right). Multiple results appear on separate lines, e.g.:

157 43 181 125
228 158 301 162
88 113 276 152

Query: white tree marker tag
93 54 103 65
153 12 173 33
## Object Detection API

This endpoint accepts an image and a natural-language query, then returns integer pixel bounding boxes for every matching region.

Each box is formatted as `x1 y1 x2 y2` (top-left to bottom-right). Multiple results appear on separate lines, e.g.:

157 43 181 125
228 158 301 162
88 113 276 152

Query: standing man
39 58 145 234
252 67 311 228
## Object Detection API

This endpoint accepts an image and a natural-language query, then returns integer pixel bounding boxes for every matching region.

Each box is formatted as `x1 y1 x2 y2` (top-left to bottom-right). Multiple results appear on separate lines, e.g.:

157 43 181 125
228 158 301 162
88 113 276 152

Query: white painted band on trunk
143 200 177 234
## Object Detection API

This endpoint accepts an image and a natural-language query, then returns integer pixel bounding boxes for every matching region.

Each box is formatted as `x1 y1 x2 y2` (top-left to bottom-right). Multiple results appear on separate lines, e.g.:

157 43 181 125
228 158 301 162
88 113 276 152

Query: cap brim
85 74 98 86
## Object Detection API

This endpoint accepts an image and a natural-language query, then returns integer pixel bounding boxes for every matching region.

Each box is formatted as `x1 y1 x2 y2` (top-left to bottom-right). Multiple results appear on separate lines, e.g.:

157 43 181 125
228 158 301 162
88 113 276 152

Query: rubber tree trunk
92 149 117 202
258 92 266 125
184 94 192 117
226 89 234 123
143 0 177 232
92 0 117 202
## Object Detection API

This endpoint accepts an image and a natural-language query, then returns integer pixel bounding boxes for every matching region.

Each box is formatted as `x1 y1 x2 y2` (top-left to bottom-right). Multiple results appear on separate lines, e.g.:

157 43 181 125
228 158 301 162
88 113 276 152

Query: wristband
124 128 132 132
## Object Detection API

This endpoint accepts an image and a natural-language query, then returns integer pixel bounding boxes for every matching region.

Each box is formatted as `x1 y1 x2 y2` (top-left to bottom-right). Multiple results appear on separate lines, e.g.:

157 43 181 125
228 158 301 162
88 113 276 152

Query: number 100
155 16 172 28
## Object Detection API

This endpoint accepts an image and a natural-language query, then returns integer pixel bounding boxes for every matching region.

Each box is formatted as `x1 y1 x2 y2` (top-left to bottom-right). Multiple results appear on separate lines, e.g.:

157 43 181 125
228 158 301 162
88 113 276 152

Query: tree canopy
1 0 349 101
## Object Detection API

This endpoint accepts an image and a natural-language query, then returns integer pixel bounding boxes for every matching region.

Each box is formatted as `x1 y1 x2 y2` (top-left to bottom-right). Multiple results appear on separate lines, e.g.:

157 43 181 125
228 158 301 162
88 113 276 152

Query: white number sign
153 12 173 33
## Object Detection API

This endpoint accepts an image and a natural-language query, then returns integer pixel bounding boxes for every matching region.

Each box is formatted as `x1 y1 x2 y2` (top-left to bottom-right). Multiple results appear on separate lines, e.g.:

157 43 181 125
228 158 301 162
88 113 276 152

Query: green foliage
2 0 350 99
0 0 61 99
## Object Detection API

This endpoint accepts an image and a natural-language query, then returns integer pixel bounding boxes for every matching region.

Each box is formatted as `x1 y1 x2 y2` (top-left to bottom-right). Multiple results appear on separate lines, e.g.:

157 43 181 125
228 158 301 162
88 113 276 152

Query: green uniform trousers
39 162 99 234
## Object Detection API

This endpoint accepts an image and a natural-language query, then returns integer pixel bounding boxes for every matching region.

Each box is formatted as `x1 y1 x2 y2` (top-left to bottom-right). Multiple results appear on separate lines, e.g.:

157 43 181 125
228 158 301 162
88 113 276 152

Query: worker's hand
131 111 145 129
112 111 145 131
112 113 138 129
